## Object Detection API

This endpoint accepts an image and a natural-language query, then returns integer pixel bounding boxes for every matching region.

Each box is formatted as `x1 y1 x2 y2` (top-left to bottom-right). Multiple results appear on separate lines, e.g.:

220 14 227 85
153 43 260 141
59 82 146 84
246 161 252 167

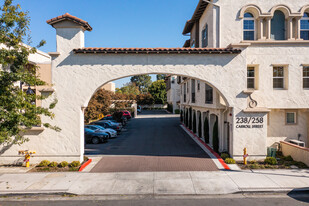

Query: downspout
203 0 221 48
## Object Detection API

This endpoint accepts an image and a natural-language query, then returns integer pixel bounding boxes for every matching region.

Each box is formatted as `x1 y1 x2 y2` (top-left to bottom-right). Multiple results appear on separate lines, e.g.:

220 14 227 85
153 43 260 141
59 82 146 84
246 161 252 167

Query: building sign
236 117 264 128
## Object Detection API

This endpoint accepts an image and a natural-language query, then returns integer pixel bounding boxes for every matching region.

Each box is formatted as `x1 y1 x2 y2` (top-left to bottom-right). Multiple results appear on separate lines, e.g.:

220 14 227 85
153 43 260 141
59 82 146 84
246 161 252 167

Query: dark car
84 128 108 144
92 121 122 134
102 114 127 126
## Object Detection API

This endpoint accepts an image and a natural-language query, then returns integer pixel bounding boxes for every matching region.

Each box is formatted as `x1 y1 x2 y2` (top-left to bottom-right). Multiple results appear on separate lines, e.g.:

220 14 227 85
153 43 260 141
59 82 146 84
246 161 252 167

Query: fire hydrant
243 148 248 165
19 150 36 168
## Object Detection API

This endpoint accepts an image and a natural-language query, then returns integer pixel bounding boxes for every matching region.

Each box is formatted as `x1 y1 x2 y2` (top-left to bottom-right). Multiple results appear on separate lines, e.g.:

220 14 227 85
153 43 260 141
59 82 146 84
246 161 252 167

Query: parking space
85 110 218 172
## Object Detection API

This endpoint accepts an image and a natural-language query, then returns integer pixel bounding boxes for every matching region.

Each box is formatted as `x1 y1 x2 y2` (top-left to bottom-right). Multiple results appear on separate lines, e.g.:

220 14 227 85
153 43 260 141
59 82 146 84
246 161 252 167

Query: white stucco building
1 0 309 164
165 75 180 113
179 0 309 158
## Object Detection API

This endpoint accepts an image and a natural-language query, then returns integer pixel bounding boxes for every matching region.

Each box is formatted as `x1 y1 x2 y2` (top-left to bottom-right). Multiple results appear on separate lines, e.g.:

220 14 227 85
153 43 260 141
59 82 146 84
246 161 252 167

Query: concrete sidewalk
0 169 308 196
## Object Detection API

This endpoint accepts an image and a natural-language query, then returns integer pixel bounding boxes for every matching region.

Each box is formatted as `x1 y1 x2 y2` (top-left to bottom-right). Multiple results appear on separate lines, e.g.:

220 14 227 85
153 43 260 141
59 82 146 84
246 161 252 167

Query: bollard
243 148 248 165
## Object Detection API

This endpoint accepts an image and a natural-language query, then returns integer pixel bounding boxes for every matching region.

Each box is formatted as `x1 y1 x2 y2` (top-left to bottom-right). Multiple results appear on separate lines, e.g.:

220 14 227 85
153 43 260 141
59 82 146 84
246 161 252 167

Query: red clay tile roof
46 13 92 31
73 47 241 54
183 0 209 34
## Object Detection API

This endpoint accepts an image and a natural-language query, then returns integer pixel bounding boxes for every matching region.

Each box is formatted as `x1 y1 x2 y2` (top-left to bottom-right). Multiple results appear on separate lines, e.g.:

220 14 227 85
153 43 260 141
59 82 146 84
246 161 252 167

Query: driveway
85 110 218 172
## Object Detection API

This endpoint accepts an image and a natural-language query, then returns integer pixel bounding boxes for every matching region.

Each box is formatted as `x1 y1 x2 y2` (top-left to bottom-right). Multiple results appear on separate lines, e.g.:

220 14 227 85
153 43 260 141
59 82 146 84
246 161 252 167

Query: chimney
46 13 92 54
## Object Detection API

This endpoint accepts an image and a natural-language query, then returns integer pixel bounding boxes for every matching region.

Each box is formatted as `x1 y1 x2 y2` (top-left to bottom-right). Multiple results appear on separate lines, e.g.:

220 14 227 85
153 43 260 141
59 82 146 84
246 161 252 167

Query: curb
180 123 230 170
79 159 92 172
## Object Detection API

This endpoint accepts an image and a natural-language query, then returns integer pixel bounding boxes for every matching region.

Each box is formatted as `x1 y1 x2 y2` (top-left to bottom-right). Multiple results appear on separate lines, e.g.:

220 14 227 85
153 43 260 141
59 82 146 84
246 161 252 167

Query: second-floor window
202 24 208 47
303 66 309 89
301 13 309 40
247 67 255 89
243 13 255 40
205 84 213 104
191 79 196 103
271 10 286 40
273 66 284 89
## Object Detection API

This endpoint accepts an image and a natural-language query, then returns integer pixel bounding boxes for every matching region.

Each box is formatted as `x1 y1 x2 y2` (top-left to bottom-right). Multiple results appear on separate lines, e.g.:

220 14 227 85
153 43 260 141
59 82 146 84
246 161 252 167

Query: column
257 18 264 40
266 18 272 40
287 17 294 40
295 17 301 40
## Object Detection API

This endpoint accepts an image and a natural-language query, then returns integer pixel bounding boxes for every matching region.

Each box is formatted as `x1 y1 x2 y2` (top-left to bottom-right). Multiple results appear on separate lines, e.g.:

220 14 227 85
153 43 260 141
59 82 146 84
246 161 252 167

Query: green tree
136 93 154 105
0 0 59 146
116 82 140 96
130 75 152 93
148 80 167 104
189 107 192 130
84 89 113 123
193 111 196 133
198 113 202 137
156 74 166 81
204 117 209 143
213 116 219 153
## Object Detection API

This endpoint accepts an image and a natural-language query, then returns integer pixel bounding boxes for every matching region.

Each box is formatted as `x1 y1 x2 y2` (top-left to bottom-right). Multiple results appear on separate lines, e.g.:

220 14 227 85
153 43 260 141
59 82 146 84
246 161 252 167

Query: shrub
38 160 50 167
58 161 69 168
294 161 308 169
249 160 257 164
225 158 236 164
213 118 219 153
283 155 293 161
220 153 230 160
49 161 58 167
193 111 197 133
175 109 180 114
264 157 278 165
249 163 260 169
69 161 81 168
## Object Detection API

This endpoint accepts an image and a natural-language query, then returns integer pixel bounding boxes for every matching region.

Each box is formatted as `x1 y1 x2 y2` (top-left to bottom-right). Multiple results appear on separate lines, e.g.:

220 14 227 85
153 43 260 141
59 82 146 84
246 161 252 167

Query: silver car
85 125 117 138
99 120 122 129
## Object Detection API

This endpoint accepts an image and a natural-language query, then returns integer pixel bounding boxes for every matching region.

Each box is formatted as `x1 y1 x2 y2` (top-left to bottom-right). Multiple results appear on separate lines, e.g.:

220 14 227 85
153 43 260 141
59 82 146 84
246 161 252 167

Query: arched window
271 10 286 40
243 13 255 40
301 12 309 40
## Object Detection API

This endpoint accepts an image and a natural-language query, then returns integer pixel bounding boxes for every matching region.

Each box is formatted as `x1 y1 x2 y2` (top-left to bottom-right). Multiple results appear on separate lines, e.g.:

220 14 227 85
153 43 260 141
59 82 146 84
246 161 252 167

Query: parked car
99 120 122 128
85 125 117 138
101 114 127 126
92 121 122 134
137 106 142 113
84 128 108 144
121 110 132 119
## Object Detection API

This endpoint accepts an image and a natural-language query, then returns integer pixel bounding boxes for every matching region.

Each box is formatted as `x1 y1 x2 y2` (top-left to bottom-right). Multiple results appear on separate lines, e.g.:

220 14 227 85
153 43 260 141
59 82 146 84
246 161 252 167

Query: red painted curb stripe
79 159 92 172
181 123 230 170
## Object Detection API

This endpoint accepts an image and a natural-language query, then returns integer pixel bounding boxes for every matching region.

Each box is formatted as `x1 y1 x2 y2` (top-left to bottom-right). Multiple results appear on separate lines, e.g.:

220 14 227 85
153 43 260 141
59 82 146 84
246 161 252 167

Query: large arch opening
82 72 232 172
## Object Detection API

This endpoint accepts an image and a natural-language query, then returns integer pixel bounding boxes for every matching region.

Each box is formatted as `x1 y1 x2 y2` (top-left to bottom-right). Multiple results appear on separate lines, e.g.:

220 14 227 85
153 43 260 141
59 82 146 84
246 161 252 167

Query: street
0 193 308 205
85 110 218 172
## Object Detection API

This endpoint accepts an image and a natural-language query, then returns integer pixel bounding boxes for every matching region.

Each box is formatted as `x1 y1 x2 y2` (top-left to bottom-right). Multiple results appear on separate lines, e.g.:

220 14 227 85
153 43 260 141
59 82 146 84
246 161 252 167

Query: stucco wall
281 141 309 167
267 109 308 146
216 0 309 47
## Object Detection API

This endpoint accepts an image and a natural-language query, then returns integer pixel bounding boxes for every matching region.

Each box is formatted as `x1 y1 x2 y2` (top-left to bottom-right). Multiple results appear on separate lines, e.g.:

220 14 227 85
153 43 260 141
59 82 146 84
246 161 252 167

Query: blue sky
17 0 198 87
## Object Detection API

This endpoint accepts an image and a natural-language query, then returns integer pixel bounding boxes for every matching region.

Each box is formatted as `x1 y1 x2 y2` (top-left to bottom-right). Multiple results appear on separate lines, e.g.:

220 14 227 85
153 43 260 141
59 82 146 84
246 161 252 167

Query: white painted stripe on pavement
180 124 224 170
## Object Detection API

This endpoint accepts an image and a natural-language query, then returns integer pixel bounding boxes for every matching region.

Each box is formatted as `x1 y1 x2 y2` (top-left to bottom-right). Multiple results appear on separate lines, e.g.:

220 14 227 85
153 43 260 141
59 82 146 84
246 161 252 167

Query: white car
85 125 117 138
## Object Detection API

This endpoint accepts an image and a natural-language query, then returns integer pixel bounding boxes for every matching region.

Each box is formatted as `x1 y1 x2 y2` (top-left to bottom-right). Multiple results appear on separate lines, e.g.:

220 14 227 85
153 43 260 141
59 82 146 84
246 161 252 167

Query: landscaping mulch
28 166 79 172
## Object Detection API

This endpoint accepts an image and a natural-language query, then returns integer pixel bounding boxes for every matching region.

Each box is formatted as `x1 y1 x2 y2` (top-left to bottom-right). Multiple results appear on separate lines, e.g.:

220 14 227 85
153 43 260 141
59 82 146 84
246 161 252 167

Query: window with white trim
301 13 309 40
273 66 284 89
303 66 309 89
243 13 255 40
247 67 255 89
286 112 296 124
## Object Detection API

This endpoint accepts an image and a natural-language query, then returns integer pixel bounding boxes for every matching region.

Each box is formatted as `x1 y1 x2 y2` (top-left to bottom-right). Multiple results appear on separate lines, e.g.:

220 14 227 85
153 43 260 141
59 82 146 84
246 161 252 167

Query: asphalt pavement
86 110 218 172
0 193 308 206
